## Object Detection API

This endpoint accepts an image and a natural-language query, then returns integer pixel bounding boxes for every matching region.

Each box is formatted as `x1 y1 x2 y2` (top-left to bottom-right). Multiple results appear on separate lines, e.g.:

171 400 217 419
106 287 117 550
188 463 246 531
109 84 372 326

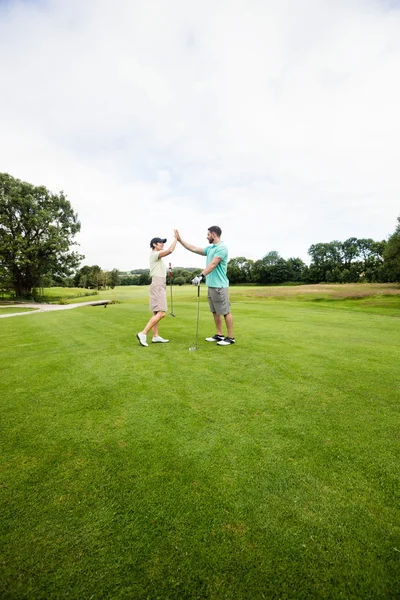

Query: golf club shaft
195 284 200 348
169 262 174 313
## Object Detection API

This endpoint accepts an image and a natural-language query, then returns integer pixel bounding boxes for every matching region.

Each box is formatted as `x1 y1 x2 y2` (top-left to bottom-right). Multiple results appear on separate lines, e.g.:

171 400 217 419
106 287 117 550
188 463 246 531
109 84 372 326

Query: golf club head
170 312 176 317
189 346 197 351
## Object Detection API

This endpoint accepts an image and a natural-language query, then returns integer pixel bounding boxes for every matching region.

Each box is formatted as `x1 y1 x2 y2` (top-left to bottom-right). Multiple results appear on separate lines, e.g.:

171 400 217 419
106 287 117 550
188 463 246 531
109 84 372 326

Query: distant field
239 282 400 298
3 282 400 305
58 282 400 317
1 284 399 599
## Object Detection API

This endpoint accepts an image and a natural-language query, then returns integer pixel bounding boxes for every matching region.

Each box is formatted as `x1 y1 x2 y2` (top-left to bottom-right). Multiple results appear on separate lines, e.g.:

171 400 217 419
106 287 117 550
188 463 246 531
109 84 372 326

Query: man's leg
213 312 223 336
224 312 234 339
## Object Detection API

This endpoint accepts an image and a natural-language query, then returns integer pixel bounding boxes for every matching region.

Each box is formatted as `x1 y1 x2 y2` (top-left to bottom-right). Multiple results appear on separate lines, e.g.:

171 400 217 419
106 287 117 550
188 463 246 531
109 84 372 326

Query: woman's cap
150 237 167 248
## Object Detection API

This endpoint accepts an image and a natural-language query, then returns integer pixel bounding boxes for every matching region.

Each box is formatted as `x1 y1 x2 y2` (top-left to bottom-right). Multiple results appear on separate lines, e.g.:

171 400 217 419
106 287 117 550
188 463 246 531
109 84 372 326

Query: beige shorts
207 287 230 315
150 277 167 312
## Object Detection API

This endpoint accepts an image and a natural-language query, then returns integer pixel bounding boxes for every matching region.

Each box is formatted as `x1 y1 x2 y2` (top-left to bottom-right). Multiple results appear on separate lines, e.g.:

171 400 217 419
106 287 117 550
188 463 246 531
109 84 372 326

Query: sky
0 0 399 270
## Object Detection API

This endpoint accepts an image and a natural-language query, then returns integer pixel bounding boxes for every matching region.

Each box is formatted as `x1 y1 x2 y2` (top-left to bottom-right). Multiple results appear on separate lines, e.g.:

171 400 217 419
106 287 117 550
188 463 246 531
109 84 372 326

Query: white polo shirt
149 251 166 278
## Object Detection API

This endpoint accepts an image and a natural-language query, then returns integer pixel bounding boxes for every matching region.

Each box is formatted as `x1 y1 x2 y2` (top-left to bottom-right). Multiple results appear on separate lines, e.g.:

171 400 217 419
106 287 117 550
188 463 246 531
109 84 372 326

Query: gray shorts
150 277 167 312
207 287 230 315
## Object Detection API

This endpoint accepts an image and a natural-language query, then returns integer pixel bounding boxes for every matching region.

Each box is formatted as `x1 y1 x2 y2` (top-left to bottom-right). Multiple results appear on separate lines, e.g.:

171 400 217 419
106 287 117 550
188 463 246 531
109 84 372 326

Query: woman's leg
142 311 165 335
152 312 160 337
137 279 167 345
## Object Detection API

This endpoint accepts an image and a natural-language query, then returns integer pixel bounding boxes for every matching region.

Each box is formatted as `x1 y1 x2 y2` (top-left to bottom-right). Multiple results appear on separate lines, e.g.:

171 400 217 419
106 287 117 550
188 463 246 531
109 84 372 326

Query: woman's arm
158 235 178 258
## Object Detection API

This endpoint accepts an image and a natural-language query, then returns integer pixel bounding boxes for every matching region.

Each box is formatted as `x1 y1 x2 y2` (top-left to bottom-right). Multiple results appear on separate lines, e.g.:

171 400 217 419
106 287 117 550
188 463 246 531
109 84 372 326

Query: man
174 226 235 346
136 233 178 347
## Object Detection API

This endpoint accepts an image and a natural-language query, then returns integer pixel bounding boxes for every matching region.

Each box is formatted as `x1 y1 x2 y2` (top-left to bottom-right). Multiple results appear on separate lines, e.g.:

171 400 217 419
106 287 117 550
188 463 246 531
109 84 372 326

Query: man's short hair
208 225 222 237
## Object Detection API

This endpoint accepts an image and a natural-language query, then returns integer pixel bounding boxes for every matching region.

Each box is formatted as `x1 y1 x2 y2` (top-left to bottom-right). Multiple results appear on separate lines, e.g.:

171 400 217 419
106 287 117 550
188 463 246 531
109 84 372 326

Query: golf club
168 262 176 317
189 283 201 351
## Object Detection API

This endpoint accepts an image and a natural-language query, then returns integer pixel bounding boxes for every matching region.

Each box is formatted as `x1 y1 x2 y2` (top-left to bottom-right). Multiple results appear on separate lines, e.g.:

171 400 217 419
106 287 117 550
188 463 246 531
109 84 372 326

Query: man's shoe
136 332 148 347
205 334 225 342
152 336 169 343
217 337 235 346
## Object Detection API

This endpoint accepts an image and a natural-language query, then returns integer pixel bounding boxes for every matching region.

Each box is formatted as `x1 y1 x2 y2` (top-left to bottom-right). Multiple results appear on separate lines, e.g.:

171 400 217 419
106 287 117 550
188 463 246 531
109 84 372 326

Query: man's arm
174 229 206 256
202 256 221 275
192 257 221 284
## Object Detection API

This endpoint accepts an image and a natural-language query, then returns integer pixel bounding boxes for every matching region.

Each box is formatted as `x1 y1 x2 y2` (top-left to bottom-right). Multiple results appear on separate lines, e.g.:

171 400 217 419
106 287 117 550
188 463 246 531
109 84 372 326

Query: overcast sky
1 0 399 270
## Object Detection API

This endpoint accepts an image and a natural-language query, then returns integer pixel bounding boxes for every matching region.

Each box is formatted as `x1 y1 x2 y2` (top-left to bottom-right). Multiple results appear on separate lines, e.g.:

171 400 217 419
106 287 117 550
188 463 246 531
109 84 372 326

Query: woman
136 232 178 347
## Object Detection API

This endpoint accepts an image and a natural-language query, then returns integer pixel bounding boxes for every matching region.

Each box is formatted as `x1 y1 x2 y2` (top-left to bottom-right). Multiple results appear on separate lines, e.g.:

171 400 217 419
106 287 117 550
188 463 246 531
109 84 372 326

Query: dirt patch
0 300 111 319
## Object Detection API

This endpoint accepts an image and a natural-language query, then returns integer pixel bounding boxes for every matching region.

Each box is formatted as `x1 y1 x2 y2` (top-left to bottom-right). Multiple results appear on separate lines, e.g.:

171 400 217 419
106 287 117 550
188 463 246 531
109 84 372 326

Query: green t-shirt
203 242 229 288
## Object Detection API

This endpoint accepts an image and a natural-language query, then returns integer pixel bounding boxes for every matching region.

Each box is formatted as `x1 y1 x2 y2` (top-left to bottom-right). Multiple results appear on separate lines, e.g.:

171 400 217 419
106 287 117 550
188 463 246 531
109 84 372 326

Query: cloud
0 0 399 270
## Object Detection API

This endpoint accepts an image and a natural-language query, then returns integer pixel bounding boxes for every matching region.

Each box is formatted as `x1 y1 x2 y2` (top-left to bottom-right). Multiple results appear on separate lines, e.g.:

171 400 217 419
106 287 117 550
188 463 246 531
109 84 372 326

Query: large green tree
307 238 386 283
0 173 83 297
227 257 254 284
252 251 293 284
307 241 343 282
286 257 306 282
383 216 400 281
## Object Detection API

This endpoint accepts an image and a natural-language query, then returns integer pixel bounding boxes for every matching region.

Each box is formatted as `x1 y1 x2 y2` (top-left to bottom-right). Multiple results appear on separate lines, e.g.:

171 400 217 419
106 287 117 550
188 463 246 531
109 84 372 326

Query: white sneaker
152 336 169 343
136 332 148 347
217 337 235 346
205 334 225 342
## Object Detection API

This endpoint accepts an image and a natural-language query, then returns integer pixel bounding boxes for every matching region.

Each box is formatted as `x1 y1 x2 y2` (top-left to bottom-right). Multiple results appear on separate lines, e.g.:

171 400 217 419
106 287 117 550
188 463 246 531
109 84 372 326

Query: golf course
1 283 399 599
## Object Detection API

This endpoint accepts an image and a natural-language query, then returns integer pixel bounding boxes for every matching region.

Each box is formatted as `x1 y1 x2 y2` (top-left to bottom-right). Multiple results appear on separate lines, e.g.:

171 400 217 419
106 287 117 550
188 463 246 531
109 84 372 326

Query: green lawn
1 285 399 599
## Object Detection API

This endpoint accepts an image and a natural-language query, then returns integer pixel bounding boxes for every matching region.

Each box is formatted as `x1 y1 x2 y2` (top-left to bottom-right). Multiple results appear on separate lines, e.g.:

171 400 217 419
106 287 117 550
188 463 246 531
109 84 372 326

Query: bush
174 276 186 286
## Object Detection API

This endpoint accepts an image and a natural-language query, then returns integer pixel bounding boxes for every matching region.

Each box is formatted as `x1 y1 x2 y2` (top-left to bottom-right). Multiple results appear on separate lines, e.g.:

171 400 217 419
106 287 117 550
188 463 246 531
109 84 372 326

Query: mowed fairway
1 285 399 599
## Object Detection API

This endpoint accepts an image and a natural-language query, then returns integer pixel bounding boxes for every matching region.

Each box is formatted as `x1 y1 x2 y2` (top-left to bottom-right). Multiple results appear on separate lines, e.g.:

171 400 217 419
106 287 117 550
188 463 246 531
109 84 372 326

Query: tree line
227 233 399 285
76 232 399 288
1 172 399 298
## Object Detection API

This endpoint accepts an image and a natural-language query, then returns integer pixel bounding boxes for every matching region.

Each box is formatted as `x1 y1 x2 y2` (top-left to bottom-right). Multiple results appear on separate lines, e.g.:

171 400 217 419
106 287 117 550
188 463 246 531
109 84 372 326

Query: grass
1 284 399 599
39 287 99 302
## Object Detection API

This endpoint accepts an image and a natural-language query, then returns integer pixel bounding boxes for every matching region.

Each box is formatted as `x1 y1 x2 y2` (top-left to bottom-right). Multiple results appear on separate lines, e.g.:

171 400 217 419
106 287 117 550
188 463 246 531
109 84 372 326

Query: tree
90 266 102 289
251 252 292 284
120 275 139 285
356 239 386 282
307 237 387 283
286 257 306 282
139 271 151 285
174 276 185 286
73 264 110 289
307 241 343 282
227 257 254 284
0 262 12 295
74 265 92 287
383 216 400 281
179 270 192 283
341 237 359 268
0 173 83 297
110 269 120 288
